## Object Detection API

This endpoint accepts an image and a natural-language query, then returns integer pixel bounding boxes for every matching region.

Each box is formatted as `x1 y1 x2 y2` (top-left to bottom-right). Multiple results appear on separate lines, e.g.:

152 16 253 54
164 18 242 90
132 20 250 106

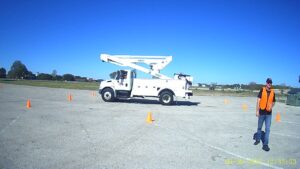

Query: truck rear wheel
159 91 173 105
101 88 115 102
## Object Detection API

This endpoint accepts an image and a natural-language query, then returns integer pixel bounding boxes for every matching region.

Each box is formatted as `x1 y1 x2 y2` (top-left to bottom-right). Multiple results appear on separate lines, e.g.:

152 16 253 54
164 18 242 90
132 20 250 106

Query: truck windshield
109 71 118 79
109 70 127 80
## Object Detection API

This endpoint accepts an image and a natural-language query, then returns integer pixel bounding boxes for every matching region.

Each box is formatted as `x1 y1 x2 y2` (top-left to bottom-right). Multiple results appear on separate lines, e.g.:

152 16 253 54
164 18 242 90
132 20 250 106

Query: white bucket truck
99 54 193 105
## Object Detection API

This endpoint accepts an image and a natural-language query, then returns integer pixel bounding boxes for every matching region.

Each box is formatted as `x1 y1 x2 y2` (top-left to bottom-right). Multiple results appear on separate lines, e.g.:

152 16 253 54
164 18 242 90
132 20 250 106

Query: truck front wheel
159 91 173 105
101 88 115 102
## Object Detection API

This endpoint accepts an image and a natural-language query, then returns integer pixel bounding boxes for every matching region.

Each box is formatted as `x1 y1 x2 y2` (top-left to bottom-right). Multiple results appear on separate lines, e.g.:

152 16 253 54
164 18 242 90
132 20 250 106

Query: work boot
262 145 270 151
253 140 260 145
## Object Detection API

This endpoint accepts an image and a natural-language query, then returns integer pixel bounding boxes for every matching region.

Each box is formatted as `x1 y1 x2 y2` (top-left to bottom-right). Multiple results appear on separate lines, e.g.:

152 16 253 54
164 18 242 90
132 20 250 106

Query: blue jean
256 115 272 145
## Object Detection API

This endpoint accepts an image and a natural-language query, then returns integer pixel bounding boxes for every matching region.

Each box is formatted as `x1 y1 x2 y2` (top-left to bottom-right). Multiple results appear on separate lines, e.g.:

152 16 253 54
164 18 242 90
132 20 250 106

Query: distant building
75 76 88 82
197 83 207 87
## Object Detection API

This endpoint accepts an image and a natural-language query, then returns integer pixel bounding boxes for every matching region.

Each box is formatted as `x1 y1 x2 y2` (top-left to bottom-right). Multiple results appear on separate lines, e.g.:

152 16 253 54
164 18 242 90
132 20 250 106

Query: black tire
159 91 174 105
101 88 115 102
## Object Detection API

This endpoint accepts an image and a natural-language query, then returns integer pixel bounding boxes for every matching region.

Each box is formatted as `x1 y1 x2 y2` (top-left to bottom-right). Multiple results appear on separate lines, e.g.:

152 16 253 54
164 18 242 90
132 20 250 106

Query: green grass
0 79 288 101
192 89 258 97
192 88 288 102
0 79 99 90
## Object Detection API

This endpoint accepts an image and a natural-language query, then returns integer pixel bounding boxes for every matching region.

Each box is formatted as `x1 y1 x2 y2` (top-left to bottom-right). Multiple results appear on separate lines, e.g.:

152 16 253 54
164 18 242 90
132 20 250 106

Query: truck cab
100 69 135 101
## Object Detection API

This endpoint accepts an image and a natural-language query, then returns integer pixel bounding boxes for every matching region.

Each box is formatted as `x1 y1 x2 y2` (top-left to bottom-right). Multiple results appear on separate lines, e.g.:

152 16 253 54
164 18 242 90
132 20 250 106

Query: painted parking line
158 124 283 169
272 132 300 139
203 142 283 169
280 121 300 125
229 123 300 139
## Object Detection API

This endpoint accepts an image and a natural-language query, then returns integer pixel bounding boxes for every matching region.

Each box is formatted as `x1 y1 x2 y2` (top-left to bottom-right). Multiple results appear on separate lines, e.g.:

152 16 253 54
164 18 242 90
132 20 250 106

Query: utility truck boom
99 54 193 105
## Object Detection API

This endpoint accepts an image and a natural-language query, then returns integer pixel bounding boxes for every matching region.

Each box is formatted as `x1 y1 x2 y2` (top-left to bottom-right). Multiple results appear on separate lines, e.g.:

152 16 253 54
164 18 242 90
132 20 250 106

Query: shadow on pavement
117 98 200 106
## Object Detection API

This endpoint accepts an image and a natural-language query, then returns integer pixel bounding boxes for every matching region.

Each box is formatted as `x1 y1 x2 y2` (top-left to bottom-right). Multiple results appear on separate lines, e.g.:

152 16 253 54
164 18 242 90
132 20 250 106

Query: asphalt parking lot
0 83 299 169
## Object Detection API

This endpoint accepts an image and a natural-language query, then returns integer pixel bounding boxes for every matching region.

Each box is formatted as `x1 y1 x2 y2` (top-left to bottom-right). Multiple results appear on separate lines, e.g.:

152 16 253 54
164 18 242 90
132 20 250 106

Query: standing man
254 78 276 151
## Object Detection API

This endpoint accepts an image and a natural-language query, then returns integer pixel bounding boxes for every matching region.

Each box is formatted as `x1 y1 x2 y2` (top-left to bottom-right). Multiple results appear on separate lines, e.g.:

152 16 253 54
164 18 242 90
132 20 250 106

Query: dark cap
266 78 272 84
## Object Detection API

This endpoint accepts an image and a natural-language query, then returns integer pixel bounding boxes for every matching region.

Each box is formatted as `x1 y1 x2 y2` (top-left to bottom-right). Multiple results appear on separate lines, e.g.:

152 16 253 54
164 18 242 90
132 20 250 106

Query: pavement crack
0 111 24 135
79 123 98 155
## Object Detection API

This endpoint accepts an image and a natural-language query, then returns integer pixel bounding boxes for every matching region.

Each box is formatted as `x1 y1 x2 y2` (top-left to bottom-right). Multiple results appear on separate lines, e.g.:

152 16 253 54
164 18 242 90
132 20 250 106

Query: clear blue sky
1 0 299 86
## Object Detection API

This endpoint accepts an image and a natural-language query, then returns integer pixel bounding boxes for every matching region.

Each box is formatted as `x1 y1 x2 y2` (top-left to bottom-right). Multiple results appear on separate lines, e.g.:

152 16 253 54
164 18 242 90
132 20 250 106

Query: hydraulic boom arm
100 54 172 79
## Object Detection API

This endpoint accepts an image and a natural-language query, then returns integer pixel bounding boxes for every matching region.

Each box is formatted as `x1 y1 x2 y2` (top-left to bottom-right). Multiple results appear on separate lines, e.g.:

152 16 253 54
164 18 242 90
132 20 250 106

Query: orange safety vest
259 87 274 112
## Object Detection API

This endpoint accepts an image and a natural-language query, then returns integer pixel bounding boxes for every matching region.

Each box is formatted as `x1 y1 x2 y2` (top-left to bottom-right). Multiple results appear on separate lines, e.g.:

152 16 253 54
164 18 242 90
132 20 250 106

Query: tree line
0 60 100 82
198 82 291 90
0 60 297 88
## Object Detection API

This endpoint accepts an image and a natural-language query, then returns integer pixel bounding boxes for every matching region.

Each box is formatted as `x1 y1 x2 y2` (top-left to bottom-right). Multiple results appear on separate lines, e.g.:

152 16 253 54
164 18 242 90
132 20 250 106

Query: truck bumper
184 90 193 98
186 90 193 96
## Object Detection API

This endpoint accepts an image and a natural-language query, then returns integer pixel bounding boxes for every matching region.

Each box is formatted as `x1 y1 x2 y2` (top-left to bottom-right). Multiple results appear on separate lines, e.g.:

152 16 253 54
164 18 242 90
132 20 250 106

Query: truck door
115 70 132 91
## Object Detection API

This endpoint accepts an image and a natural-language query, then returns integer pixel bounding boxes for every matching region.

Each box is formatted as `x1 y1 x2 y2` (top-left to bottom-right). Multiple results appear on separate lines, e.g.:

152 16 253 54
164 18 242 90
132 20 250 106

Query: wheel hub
104 92 112 100
162 95 171 103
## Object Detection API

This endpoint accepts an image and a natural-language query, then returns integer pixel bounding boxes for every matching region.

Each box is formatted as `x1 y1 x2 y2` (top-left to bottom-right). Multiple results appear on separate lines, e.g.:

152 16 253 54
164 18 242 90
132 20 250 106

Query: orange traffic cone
26 99 31 109
276 113 281 122
146 112 153 123
242 104 248 111
68 94 72 101
224 99 229 104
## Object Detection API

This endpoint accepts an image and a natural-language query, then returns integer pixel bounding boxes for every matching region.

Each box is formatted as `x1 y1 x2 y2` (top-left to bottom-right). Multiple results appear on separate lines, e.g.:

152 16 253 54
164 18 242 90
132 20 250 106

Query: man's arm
272 93 276 108
256 88 262 117
256 98 260 117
